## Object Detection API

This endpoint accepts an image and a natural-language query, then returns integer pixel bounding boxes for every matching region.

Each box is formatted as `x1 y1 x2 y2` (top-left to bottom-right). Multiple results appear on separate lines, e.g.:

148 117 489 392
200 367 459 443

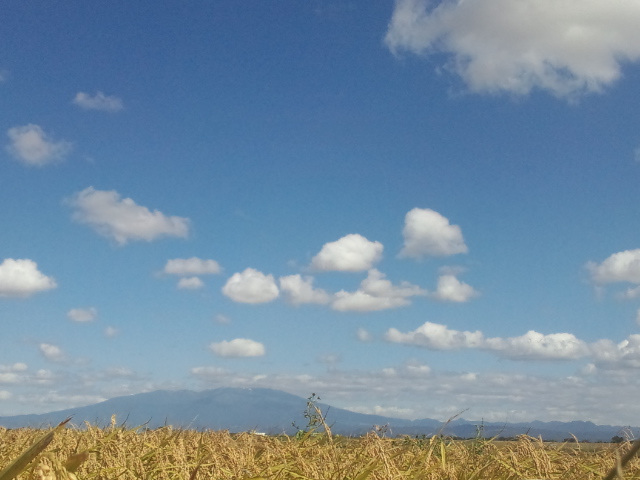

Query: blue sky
3 0 640 425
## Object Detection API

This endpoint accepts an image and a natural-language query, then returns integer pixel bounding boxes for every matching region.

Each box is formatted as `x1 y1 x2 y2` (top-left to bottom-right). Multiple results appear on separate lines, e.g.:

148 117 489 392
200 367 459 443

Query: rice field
1 417 640 480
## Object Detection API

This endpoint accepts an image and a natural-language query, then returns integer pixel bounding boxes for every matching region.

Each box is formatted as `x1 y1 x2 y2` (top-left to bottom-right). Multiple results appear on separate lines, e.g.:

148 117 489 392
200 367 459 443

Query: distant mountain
0 387 637 442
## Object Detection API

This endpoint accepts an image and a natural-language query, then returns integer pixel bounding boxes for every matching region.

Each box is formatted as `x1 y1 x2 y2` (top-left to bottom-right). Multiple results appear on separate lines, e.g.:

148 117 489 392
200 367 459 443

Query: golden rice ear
0 418 71 480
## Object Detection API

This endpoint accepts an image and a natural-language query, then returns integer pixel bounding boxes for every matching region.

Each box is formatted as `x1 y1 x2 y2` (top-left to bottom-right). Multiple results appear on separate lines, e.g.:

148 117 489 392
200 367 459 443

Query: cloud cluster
0 259 57 298
209 338 265 357
68 187 190 245
332 269 426 312
311 234 383 272
279 275 331 305
400 208 467 258
222 268 279 304
73 91 123 112
6 124 72 166
385 0 640 98
385 321 589 360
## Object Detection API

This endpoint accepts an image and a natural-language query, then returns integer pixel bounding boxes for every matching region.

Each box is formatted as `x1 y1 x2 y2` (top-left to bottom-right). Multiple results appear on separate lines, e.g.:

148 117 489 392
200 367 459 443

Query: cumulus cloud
177 277 204 290
385 321 485 350
399 208 467 259
163 257 221 276
6 124 72 166
68 187 190 245
311 234 383 272
590 335 640 369
485 331 589 360
0 259 57 298
386 321 589 361
73 91 124 112
67 307 97 323
385 0 640 98
38 343 65 363
0 390 12 400
429 274 479 302
587 249 640 284
222 268 279 304
279 275 331 305
209 338 265 357
332 269 426 312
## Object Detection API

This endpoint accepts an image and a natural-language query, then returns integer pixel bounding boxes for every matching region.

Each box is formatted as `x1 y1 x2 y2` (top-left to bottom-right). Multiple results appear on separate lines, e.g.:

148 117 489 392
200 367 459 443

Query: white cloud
67 307 97 323
68 187 190 245
209 338 265 357
332 269 426 312
0 259 57 298
104 326 119 338
6 124 72 166
399 208 467 259
356 328 373 342
311 234 383 272
38 343 65 363
279 275 331 305
636 309 640 326
385 321 485 350
222 268 279 304
485 331 589 360
386 321 589 361
0 373 19 384
617 285 640 300
587 249 640 284
590 335 640 369
191 366 228 378
0 391 12 400
164 257 221 275
73 91 123 112
429 274 479 302
385 0 640 98
333 290 410 312
177 277 204 290
0 363 27 373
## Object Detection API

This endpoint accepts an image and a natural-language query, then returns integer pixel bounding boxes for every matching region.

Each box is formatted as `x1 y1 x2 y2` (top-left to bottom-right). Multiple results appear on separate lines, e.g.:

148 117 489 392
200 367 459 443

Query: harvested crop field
1 421 639 480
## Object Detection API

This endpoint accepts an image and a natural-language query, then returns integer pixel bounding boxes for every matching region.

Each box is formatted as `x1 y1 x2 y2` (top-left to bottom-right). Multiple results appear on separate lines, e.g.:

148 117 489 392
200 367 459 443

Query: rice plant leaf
0 417 71 480
62 451 90 473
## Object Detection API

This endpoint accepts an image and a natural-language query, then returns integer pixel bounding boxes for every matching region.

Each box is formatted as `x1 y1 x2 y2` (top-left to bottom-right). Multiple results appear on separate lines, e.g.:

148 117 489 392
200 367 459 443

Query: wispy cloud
68 187 190 245
177 277 204 290
6 124 72 167
164 257 222 276
67 307 97 323
73 91 123 112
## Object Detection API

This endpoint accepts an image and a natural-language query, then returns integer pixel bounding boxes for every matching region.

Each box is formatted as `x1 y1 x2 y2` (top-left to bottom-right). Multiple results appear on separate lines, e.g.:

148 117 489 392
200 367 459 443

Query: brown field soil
1 424 639 480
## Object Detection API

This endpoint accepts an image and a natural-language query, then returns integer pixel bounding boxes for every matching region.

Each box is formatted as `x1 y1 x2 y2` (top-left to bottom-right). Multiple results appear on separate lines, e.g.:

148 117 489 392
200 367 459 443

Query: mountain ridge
0 387 636 442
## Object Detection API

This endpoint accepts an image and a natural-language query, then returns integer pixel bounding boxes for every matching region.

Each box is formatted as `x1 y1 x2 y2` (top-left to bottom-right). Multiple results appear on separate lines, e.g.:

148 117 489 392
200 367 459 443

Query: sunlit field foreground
2 418 640 480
